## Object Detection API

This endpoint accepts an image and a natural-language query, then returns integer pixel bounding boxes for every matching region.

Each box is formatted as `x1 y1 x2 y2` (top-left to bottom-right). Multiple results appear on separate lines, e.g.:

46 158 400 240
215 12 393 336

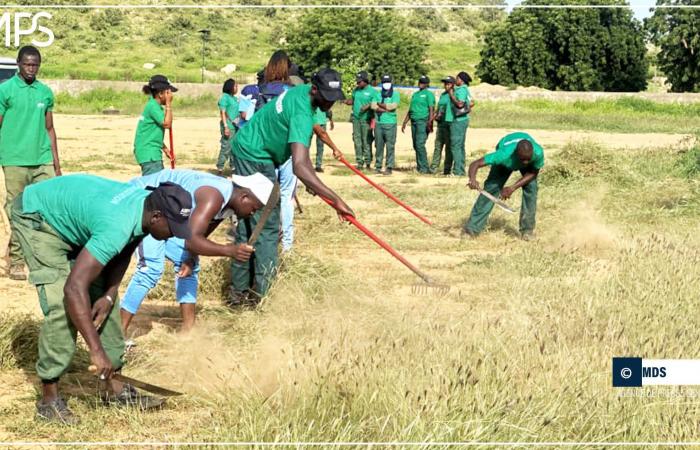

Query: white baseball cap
232 173 274 205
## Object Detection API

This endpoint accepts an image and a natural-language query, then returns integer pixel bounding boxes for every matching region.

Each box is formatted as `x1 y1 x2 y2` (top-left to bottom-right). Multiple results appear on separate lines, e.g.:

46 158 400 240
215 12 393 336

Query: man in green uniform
402 75 434 174
11 174 192 424
465 132 544 240
446 72 472 177
344 71 375 170
430 76 455 175
0 46 60 280
216 78 238 175
230 68 354 300
313 107 334 172
372 75 400 176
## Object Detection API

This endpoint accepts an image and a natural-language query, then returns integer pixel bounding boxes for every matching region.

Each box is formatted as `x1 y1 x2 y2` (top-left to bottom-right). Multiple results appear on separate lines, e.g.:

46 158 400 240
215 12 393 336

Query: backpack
256 81 288 112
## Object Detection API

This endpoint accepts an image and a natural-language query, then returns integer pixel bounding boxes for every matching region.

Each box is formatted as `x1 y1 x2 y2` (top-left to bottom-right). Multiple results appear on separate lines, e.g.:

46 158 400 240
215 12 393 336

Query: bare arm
448 89 465 109
291 143 354 218
162 91 173 129
220 110 231 138
45 112 61 176
467 157 487 190
504 170 539 197
314 124 342 159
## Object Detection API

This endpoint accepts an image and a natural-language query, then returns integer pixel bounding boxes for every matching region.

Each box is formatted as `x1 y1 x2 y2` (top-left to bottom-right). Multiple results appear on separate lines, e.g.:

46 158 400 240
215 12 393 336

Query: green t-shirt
313 107 327 126
351 85 376 121
218 93 239 129
133 97 165 164
0 74 54 166
232 84 314 166
452 85 470 123
437 92 453 123
408 88 435 121
22 174 149 265
484 132 545 171
377 90 400 125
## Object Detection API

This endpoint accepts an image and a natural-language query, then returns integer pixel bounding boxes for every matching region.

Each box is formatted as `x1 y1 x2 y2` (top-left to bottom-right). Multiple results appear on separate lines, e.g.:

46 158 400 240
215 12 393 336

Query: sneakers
383 168 393 176
315 167 324 173
8 263 26 280
101 383 165 410
375 168 382 174
36 397 80 425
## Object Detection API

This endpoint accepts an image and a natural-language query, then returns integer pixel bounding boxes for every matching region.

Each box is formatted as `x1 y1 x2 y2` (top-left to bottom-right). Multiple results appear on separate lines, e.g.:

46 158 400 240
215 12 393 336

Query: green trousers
217 123 236 171
140 160 164 176
430 122 451 174
314 124 326 169
465 165 538 235
11 195 124 381
352 118 372 167
374 123 397 171
230 156 279 297
449 119 469 176
411 119 430 174
3 164 54 266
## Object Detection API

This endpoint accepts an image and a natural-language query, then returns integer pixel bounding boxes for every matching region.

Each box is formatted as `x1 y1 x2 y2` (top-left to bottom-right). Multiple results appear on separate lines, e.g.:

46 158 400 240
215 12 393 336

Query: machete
479 189 517 213
89 365 183 397
247 182 281 246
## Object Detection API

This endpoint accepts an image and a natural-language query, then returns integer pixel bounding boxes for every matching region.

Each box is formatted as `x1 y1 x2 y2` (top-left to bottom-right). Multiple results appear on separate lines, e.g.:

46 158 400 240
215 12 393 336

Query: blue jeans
120 236 200 314
278 158 297 252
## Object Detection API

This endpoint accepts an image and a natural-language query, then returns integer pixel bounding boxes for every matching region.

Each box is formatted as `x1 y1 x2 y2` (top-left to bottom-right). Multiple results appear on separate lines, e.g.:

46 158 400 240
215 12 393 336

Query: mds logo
0 12 54 48
643 366 667 378
612 358 667 387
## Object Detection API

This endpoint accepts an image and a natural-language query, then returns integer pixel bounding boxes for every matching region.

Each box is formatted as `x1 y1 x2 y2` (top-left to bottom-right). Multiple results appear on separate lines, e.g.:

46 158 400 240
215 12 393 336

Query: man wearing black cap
10 174 192 424
134 75 178 175
431 76 456 174
402 75 435 174
344 71 375 170
230 68 354 300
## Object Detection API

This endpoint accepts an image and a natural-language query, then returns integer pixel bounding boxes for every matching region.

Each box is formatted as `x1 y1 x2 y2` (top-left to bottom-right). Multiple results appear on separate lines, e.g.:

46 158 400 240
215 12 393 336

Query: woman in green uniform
133 75 176 175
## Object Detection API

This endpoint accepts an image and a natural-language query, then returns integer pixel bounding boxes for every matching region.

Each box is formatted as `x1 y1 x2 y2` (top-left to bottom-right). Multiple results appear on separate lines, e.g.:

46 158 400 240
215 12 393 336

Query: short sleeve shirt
0 74 54 166
377 90 400 125
483 132 545 171
218 93 239 129
313 107 327 126
408 88 435 121
232 84 314 166
351 86 376 121
22 174 149 265
437 92 453 123
133 98 165 164
453 85 470 123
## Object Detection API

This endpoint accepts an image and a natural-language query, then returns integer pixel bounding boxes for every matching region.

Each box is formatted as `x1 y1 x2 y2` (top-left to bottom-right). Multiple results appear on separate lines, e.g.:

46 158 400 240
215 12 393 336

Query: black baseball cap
146 182 192 239
419 75 430 84
356 71 369 82
312 68 345 102
441 75 456 84
381 74 392 83
148 75 178 92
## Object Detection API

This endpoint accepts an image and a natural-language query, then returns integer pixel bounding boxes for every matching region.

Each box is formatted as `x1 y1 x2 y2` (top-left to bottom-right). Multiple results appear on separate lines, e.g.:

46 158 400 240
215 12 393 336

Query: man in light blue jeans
120 169 272 334
278 158 297 253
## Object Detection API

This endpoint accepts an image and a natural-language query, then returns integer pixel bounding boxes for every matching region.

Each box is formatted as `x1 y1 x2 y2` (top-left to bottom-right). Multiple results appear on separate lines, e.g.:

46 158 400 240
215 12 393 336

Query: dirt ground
0 114 692 317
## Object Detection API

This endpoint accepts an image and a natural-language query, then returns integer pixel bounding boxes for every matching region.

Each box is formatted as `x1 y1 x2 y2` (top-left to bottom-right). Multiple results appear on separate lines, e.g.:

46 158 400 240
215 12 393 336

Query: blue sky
504 0 656 18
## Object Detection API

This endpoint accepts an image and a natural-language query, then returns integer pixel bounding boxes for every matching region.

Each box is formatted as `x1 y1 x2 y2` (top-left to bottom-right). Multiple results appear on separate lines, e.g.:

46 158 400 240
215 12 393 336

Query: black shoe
227 288 261 308
101 383 165 410
315 167 324 173
365 164 371 170
36 397 80 425
384 168 393 176
375 168 382 174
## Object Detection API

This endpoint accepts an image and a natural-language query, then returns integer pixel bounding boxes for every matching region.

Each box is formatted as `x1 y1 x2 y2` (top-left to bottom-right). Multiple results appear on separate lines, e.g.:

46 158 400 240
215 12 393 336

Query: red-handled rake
168 127 176 169
320 195 449 296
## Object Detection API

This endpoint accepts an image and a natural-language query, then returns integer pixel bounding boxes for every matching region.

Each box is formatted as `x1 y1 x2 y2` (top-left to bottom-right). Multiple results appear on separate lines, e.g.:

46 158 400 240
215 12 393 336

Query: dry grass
1 133 700 446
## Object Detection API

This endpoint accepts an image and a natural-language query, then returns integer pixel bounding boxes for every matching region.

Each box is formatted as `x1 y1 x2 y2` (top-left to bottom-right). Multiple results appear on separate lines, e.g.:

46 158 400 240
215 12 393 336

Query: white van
0 56 17 83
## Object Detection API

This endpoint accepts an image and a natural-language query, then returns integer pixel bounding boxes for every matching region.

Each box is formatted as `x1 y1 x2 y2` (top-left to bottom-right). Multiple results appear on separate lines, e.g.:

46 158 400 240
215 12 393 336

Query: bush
646 0 700 92
477 0 648 91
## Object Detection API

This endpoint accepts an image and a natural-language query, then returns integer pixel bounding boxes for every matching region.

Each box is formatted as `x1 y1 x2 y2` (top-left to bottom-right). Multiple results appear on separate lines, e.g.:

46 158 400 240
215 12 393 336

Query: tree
646 0 700 92
477 0 649 91
285 9 428 89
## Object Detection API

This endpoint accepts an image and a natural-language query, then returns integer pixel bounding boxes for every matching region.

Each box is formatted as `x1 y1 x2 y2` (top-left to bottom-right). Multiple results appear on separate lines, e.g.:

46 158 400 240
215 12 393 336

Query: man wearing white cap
120 169 272 333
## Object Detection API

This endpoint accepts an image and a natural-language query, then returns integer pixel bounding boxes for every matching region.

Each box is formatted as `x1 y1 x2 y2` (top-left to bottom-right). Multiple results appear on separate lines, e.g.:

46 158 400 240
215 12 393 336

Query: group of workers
0 45 543 425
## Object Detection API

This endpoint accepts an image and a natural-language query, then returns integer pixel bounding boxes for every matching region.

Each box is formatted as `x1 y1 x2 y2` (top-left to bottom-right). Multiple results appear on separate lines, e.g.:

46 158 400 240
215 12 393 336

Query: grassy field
0 106 699 444
55 89 700 135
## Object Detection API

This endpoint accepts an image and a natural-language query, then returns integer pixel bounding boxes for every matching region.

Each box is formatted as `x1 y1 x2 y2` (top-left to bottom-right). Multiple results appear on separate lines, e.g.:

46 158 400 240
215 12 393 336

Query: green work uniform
465 132 545 236
313 107 329 169
448 85 470 176
351 85 375 168
217 93 238 171
231 84 314 297
374 90 400 171
11 174 150 381
430 92 451 174
134 97 166 175
408 88 435 174
0 74 56 266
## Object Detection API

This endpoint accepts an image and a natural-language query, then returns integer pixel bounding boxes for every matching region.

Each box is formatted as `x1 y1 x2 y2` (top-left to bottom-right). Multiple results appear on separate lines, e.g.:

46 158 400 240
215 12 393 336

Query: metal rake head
411 282 451 297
